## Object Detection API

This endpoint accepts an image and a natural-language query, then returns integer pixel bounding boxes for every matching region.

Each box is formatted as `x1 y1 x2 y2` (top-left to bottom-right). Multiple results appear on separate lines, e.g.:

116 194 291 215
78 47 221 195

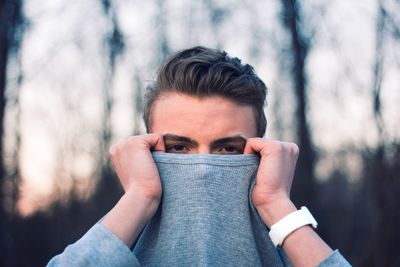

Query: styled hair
143 46 267 137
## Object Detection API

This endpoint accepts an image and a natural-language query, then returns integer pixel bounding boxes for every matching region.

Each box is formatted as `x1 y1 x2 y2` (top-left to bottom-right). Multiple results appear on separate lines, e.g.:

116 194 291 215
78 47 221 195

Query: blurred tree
100 0 125 162
360 0 400 265
203 0 227 49
132 71 144 135
360 144 400 267
372 0 387 143
155 0 171 64
0 0 26 266
93 0 126 214
280 0 316 206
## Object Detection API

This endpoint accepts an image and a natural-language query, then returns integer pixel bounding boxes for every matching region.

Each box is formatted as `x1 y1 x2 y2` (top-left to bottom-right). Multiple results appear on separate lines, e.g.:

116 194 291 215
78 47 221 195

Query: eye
224 146 238 152
216 146 242 154
166 144 190 153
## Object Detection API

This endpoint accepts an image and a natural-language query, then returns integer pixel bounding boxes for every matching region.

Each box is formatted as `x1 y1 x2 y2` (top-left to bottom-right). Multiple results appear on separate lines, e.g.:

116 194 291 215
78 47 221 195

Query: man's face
150 92 257 154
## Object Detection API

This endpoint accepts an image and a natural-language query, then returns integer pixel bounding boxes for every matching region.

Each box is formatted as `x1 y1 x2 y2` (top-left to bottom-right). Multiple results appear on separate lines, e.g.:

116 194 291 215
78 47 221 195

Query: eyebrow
209 136 247 149
163 134 199 146
163 134 247 147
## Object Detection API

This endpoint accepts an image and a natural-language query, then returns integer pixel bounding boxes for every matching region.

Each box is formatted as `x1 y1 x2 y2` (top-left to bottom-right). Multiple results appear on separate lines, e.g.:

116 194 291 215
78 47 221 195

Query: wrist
124 190 161 219
101 190 161 247
255 198 297 228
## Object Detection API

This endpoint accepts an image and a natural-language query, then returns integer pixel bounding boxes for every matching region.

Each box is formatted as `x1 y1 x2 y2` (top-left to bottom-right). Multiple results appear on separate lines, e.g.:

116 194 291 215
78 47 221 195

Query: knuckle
247 137 257 142
127 136 144 148
128 135 151 149
108 145 117 156
248 137 262 143
127 136 138 144
270 141 299 155
150 132 163 139
291 143 300 155
283 142 299 155
270 141 284 152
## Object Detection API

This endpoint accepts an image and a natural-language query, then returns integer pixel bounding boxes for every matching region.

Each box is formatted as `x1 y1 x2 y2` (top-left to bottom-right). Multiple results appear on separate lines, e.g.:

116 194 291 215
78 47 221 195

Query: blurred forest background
1 0 399 266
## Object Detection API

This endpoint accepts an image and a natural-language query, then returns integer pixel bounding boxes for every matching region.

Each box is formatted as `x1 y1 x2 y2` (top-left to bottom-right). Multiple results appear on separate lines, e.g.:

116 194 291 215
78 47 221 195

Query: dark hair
143 46 267 137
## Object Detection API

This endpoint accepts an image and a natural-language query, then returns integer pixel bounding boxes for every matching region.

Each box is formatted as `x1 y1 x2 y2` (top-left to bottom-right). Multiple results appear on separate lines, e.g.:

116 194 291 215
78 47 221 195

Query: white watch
269 206 318 247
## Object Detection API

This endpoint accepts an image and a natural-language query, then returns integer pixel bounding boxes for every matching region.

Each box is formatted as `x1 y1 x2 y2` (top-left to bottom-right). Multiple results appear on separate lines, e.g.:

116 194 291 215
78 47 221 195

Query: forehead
150 92 257 139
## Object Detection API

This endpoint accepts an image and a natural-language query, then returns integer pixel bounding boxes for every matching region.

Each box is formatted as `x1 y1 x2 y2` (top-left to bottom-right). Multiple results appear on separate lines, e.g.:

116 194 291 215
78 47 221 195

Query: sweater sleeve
316 250 352 267
47 223 140 267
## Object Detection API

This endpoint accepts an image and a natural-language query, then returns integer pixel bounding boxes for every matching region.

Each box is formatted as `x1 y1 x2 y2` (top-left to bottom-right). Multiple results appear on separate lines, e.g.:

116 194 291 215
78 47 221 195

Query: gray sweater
48 153 351 267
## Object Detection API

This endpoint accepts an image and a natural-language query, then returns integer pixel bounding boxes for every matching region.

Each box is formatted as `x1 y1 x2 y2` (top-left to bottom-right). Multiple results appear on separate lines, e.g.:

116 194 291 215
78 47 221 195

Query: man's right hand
109 133 165 202
101 133 165 247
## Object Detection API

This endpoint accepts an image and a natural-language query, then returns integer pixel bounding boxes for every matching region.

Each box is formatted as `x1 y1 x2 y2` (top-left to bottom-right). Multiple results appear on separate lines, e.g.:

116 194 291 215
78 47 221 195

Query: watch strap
269 206 318 247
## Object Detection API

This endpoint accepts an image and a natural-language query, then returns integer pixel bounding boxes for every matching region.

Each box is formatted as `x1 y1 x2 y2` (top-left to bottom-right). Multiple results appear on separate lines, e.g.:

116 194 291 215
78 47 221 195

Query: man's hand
109 133 165 202
244 138 299 226
101 133 165 247
245 138 333 266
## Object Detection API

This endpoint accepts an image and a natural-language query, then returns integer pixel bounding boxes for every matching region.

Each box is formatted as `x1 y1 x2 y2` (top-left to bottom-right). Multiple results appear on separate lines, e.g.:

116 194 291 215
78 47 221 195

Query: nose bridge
197 144 211 154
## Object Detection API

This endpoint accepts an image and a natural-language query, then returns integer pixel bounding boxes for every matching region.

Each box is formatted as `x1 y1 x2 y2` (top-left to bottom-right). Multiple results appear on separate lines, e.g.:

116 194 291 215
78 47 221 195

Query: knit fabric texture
133 152 290 267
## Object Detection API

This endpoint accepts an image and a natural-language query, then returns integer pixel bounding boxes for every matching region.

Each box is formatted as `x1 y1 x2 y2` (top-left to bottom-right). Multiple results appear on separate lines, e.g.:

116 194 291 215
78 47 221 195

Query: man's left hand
244 138 299 226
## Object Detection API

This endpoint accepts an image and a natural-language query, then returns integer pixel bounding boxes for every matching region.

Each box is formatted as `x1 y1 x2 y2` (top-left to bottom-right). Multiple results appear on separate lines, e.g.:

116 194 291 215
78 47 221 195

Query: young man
48 47 350 266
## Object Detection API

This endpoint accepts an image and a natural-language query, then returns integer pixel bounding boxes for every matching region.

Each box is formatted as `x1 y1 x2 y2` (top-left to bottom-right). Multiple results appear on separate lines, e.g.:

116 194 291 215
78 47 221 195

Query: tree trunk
155 0 171 63
280 0 316 206
0 1 24 265
0 4 10 265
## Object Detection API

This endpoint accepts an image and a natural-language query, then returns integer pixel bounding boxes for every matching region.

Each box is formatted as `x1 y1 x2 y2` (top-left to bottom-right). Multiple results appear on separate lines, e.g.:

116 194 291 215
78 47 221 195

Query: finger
108 144 121 175
244 137 270 154
109 144 117 156
143 133 165 152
